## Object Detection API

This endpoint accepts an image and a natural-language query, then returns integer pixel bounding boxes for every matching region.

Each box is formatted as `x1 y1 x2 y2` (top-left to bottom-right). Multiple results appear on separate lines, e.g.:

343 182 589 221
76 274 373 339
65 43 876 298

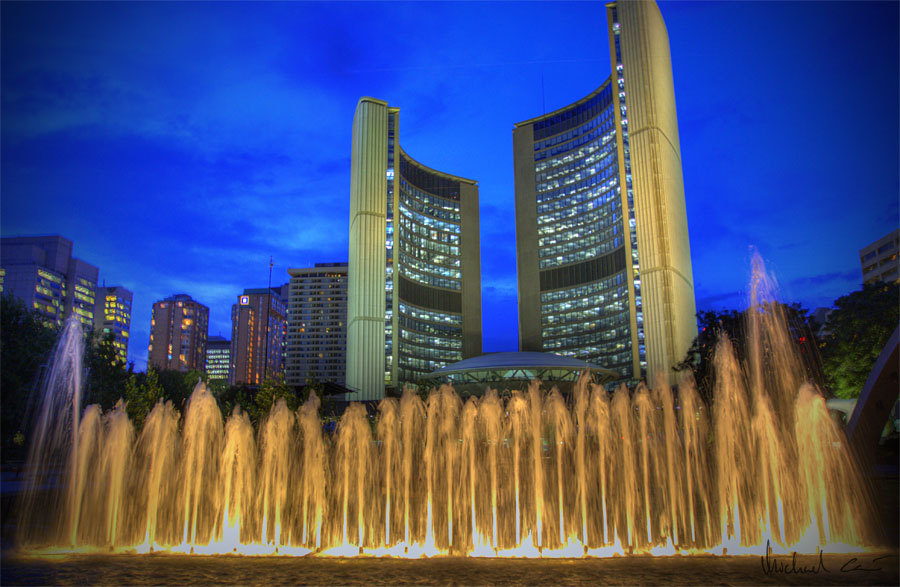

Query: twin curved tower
514 0 696 386
347 99 482 400
348 0 696 398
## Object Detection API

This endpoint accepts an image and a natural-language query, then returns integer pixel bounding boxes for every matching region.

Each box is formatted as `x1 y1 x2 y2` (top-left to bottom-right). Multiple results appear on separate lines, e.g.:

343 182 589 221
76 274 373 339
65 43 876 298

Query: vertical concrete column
614 0 697 384
347 98 388 400
459 180 483 359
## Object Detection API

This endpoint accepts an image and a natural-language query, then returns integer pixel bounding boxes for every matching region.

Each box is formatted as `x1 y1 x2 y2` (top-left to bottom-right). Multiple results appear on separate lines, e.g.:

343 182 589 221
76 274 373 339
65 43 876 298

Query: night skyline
2 1 898 371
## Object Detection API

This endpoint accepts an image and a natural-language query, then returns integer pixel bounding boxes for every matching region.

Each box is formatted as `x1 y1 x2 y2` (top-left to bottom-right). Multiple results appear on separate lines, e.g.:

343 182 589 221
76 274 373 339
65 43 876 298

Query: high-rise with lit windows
205 335 231 382
148 293 209 372
513 0 696 385
286 263 348 387
230 288 286 386
94 285 133 364
0 235 98 330
347 97 482 400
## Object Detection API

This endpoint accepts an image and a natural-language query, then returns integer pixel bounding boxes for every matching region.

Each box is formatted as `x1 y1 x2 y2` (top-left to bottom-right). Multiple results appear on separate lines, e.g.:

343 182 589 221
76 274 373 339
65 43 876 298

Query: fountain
12 256 881 559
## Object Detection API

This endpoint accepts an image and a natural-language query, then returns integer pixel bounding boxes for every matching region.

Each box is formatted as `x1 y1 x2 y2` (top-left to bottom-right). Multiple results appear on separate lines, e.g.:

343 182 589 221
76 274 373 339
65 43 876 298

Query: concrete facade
513 0 696 385
148 294 209 372
230 288 286 385
347 97 482 400
1 235 99 331
286 263 348 387
860 228 899 285
94 285 133 364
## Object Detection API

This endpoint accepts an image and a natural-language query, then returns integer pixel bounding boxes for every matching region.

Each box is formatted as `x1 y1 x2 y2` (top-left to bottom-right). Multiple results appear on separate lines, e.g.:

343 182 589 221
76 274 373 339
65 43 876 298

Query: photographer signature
760 540 894 575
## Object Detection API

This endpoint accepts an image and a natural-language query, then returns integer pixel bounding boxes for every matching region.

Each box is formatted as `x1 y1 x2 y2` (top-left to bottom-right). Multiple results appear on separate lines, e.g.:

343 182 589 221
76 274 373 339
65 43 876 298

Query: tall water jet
377 396 401 548
507 390 528 545
713 336 752 550
178 381 223 550
398 387 425 548
678 374 712 547
219 407 256 549
136 400 179 550
438 386 462 550
479 389 503 550
334 402 371 551
461 397 479 549
70 404 102 545
588 383 612 546
546 387 573 549
527 381 545 548
17 315 85 547
101 401 134 547
573 373 590 547
298 393 326 549
258 399 295 548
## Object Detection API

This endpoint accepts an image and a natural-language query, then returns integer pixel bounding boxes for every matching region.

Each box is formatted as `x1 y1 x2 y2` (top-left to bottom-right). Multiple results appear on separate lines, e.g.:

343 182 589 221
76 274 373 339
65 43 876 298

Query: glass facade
392 141 465 386
529 79 643 377
205 337 231 381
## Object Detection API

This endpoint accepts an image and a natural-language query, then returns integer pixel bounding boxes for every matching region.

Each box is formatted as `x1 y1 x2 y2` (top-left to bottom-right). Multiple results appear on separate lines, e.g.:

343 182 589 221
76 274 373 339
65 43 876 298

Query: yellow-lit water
12 255 881 559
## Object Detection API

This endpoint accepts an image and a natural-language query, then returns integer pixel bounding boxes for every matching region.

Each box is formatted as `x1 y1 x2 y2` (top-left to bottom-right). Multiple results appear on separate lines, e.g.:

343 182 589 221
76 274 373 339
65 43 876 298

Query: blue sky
2 1 897 371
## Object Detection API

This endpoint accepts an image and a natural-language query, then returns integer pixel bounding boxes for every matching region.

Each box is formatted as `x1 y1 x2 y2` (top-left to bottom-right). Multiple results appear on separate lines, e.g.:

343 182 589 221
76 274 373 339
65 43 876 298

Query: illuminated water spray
15 255 880 558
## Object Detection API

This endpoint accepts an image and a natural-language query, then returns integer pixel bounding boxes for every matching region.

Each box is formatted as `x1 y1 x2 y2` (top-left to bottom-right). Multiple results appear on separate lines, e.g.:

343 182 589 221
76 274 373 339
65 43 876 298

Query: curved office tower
513 0 695 385
348 97 482 400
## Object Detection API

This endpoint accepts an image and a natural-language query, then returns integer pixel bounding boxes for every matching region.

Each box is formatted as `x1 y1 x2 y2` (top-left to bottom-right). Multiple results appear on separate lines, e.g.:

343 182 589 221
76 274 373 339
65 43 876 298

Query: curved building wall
348 98 482 400
515 82 638 377
514 0 695 384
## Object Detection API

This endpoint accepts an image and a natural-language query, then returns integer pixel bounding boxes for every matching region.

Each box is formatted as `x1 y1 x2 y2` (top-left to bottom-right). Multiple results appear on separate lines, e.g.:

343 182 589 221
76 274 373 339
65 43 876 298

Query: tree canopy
820 281 899 399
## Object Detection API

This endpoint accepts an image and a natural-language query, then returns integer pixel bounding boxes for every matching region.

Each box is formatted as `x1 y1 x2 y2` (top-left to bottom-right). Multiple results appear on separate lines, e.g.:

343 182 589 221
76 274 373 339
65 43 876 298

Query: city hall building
513 0 696 385
347 98 482 400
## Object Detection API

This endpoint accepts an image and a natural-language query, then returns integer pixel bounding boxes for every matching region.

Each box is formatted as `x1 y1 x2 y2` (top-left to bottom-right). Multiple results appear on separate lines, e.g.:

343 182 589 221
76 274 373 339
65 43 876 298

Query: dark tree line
0 293 333 458
675 280 899 402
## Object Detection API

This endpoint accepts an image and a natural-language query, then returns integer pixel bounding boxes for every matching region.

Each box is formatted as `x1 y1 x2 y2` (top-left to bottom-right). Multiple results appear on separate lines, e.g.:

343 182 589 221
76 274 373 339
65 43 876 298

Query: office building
285 263 348 387
513 0 696 385
94 285 133 364
230 288 286 386
205 335 231 382
148 294 209 372
0 235 98 330
860 229 899 285
347 97 482 400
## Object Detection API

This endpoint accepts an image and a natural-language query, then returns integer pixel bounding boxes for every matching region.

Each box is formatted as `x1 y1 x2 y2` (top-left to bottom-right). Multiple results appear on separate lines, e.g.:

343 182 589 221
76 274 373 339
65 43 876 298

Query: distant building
347 97 483 400
512 0 696 385
230 288 286 385
1 235 99 330
148 294 209 372
205 335 231 382
94 285 133 364
810 307 833 339
860 229 899 285
286 263 348 387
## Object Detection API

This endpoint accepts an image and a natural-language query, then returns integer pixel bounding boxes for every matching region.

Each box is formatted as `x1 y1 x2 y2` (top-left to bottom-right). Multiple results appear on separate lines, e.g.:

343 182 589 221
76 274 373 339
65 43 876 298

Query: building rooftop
427 351 620 389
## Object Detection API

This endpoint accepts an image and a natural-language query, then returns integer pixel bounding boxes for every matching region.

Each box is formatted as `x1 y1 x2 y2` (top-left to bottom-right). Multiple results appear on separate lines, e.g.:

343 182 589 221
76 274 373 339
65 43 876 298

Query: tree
675 302 820 404
84 330 131 411
214 381 253 421
251 374 298 424
124 369 165 430
821 281 899 399
0 294 58 453
155 368 206 410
